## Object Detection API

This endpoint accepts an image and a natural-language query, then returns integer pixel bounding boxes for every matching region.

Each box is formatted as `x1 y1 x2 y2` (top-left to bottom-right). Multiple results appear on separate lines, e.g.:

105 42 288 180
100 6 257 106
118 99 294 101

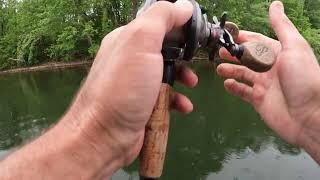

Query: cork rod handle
140 84 172 179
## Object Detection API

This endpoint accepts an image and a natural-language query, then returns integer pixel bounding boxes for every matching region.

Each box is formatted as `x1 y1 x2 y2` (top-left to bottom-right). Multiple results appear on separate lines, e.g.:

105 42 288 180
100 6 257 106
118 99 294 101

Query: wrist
60 109 125 179
0 113 123 180
66 95 145 167
297 108 320 164
298 130 320 164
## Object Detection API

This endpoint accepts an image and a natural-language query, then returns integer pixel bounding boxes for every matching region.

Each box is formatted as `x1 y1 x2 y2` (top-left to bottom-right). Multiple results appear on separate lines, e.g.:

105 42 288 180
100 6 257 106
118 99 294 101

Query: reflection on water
0 63 318 179
0 68 89 150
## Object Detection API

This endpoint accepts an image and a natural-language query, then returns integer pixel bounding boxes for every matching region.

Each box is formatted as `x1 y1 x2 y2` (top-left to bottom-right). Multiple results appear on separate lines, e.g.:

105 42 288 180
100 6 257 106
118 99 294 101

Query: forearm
0 114 122 180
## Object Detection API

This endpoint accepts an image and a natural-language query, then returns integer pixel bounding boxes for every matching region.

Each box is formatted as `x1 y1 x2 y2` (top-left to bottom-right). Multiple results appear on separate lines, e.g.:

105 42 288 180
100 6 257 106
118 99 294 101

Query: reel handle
224 22 276 72
238 42 276 72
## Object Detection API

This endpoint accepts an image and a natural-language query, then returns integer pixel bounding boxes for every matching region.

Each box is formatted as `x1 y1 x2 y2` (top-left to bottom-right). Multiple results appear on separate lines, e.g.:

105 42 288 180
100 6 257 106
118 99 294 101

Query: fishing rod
137 0 276 179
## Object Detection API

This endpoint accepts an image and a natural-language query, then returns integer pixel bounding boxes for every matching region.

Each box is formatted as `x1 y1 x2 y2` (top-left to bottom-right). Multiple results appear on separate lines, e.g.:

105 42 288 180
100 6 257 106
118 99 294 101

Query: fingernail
273 1 284 13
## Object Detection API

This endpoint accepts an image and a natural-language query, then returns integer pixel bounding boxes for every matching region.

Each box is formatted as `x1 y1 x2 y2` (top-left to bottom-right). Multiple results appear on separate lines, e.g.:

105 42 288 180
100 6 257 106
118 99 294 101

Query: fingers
171 92 193 114
269 1 304 49
217 63 257 86
224 79 253 103
176 64 198 88
173 64 197 114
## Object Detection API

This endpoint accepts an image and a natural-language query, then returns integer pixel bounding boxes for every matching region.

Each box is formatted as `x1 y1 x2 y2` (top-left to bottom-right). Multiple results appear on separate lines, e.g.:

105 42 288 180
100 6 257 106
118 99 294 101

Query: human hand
63 0 196 175
217 0 320 158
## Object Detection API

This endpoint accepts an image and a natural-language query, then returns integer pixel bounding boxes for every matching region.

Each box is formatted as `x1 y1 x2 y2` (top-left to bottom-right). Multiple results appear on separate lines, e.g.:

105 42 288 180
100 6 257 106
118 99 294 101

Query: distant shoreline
0 61 93 75
0 58 214 75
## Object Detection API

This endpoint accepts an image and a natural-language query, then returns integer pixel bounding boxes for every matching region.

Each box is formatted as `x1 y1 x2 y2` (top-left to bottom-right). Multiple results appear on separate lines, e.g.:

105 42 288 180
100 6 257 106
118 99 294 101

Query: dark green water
0 63 319 179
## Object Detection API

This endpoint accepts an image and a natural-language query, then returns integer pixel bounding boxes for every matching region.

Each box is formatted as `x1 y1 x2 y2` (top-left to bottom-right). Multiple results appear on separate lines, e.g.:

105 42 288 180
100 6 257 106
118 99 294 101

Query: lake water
0 63 319 179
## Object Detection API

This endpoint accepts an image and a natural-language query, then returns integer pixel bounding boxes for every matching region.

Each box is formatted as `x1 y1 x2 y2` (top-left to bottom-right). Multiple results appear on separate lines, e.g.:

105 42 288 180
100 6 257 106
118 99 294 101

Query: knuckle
101 34 110 44
243 71 251 81
270 18 277 29
227 83 235 93
147 1 174 27
246 70 256 81
126 21 154 44
239 72 246 82
234 66 245 78
126 18 165 50
127 1 175 43
282 15 294 28
255 33 265 39
225 80 233 91
230 80 238 91
101 33 114 45
129 18 159 38
249 32 264 40
232 82 245 98
239 86 247 98
152 1 173 12
151 1 174 14
129 19 148 36
252 86 265 105
101 27 123 44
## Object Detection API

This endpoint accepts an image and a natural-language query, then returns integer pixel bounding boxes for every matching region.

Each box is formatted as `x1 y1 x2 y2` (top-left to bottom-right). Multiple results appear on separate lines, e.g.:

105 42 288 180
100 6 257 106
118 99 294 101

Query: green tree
305 0 320 28
0 0 318 70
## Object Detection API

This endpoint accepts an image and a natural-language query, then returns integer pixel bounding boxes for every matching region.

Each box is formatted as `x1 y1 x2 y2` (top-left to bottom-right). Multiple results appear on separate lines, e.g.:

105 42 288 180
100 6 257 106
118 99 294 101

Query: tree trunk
131 0 139 18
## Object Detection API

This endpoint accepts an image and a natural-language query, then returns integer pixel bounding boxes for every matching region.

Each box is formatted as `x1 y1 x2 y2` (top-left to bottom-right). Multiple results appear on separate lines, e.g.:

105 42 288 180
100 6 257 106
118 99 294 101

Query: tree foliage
0 0 318 70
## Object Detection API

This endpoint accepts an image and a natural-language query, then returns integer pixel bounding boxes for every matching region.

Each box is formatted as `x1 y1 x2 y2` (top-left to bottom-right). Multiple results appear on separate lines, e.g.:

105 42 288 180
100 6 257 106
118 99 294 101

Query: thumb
123 0 193 53
141 0 193 33
269 1 302 48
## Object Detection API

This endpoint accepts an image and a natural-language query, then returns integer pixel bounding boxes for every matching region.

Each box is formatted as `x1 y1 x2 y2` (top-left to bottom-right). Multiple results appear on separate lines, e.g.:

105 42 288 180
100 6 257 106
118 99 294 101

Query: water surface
0 63 318 179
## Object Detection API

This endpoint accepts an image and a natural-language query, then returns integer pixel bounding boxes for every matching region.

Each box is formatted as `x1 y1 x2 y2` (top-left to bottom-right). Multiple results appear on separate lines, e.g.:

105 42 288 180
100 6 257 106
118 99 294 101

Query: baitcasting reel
138 0 276 72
